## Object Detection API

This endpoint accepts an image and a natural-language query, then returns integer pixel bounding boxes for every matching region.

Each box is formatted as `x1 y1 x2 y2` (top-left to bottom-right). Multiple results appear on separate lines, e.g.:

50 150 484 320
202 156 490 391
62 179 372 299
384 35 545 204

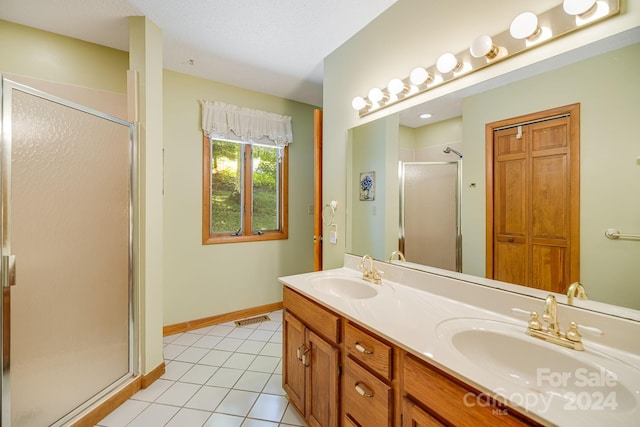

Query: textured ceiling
0 0 397 106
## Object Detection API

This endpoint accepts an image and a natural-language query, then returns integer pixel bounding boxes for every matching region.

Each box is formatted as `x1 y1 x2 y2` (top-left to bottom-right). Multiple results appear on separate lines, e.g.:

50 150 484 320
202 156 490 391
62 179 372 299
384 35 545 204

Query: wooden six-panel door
487 104 580 293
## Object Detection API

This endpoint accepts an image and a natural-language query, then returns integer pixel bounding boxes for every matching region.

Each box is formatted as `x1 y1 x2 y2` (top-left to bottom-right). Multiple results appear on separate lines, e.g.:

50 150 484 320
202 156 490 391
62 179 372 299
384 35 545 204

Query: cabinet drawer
344 356 392 426
403 354 537 427
283 286 341 344
345 322 392 380
403 398 445 427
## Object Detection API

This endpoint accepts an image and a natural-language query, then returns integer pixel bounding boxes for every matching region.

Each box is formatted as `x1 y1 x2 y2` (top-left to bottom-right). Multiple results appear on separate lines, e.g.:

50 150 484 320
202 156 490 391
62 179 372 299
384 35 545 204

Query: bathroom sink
309 274 379 299
436 318 640 412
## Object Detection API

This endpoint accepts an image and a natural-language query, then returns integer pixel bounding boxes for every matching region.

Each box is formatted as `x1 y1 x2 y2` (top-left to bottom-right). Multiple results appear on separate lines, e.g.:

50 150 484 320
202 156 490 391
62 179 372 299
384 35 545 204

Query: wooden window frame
202 134 288 244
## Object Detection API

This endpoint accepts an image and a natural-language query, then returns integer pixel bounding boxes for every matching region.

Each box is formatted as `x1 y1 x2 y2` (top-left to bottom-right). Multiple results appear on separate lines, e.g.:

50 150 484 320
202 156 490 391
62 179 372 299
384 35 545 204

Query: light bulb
436 53 462 74
351 96 368 111
510 12 540 40
409 67 431 86
368 87 385 103
388 78 408 95
470 35 500 59
563 0 597 16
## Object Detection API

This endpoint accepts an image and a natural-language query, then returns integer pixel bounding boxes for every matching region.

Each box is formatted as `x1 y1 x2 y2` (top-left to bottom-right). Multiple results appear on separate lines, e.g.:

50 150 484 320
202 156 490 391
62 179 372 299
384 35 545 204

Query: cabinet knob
354 342 373 354
354 382 374 398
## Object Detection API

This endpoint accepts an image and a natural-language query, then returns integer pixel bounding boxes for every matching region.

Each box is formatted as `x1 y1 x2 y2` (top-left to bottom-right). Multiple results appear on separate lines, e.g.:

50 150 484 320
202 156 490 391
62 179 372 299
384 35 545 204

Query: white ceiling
0 0 397 107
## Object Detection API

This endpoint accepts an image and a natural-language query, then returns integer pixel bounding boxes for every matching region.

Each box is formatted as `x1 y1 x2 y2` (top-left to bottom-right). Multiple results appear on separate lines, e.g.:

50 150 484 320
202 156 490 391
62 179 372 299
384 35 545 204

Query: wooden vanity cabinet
402 353 540 427
343 321 396 426
283 285 541 427
283 287 341 427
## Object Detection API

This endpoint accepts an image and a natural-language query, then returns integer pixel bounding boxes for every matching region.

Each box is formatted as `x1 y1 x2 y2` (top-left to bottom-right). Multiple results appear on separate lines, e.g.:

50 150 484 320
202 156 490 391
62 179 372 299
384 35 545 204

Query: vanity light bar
352 0 620 117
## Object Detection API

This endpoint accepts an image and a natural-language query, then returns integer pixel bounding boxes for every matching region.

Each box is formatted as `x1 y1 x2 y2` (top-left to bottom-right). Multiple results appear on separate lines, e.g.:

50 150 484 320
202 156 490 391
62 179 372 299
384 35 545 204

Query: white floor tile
235 370 271 392
257 321 281 331
207 324 235 337
243 418 279 427
223 352 257 370
268 310 283 321
162 361 195 380
236 339 267 355
97 399 149 426
248 356 280 373
247 394 288 422
273 359 282 375
215 337 245 352
128 403 179 427
163 333 181 344
165 407 212 427
259 342 282 357
155 381 201 406
185 385 230 411
104 313 303 427
216 389 259 416
247 329 275 342
268 331 283 344
199 349 233 366
203 413 244 427
193 334 223 349
280 404 306 426
262 374 285 396
180 364 218 384
175 346 210 363
227 327 255 339
173 332 206 346
206 367 244 388
130 378 174 402
163 343 188 360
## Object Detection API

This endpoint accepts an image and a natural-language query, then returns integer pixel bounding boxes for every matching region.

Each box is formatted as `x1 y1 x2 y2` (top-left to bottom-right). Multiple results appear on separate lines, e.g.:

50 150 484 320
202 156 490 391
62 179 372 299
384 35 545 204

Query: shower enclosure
0 77 136 426
400 161 461 271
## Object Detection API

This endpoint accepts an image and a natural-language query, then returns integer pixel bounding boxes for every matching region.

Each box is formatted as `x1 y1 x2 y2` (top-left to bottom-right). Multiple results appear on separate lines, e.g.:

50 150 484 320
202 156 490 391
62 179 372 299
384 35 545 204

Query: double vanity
278 254 640 426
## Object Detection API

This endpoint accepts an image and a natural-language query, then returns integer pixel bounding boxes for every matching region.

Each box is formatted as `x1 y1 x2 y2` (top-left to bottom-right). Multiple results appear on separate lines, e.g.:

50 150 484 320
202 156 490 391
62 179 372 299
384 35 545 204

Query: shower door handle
2 255 16 287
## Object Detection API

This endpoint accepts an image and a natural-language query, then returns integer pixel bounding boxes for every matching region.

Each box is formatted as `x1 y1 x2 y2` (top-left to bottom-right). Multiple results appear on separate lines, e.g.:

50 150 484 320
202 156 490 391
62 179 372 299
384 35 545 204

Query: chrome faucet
566 281 588 305
358 254 383 285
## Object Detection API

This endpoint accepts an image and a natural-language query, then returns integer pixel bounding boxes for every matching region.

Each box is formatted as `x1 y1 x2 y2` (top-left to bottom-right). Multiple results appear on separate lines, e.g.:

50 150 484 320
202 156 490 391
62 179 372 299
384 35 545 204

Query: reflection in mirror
346 40 640 312
400 160 460 272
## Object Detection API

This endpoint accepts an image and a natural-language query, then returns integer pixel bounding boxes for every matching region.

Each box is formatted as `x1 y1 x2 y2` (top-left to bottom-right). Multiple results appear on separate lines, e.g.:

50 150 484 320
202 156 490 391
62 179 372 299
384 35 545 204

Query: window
203 135 288 244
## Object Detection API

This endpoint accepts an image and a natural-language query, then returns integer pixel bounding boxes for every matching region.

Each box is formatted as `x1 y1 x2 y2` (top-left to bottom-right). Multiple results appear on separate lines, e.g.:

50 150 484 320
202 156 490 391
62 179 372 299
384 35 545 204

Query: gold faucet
358 254 383 285
566 282 588 305
388 250 406 262
522 294 603 351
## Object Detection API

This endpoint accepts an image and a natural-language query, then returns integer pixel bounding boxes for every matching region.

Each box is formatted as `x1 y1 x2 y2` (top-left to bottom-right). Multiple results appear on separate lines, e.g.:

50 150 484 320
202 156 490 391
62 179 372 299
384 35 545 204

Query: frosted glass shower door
401 162 460 271
1 80 134 426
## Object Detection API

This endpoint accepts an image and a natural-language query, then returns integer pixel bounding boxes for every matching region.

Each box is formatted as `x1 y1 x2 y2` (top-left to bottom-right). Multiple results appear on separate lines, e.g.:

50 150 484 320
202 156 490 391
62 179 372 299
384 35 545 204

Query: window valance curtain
201 100 293 147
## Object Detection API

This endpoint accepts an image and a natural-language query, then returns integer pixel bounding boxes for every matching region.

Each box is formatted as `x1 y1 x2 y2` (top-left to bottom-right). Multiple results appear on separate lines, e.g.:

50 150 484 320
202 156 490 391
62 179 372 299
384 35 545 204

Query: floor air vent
235 314 270 327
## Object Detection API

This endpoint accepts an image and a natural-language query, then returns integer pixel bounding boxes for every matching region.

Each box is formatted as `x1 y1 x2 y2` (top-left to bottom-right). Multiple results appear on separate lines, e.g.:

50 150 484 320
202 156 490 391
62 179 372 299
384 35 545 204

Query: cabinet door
306 330 340 427
403 398 444 427
283 311 306 415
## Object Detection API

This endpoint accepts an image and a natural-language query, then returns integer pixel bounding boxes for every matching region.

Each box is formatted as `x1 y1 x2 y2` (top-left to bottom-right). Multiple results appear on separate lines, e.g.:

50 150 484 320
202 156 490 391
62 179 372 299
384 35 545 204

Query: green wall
162 70 316 325
0 20 128 93
462 43 640 309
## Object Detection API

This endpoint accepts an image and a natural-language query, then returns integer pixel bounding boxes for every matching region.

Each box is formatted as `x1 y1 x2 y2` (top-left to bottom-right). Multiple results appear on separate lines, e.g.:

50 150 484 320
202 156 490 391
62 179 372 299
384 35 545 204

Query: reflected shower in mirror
400 160 461 272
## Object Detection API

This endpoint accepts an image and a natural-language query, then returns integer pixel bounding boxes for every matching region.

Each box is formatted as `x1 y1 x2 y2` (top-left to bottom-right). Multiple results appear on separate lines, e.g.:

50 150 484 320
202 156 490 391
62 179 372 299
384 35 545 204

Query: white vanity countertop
278 261 640 427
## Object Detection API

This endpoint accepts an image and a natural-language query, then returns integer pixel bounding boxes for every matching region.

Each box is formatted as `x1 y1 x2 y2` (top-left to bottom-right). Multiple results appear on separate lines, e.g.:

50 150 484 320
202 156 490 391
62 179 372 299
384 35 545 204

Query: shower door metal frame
0 76 137 426
399 160 462 272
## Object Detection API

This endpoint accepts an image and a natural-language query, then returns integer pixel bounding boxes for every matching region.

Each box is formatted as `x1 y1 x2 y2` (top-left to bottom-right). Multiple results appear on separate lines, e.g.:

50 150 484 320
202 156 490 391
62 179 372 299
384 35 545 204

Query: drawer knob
354 382 374 398
354 342 373 354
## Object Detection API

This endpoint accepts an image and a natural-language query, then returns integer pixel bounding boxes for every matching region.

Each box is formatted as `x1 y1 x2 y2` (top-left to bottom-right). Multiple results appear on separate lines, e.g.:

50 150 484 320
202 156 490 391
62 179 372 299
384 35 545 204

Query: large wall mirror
346 33 640 314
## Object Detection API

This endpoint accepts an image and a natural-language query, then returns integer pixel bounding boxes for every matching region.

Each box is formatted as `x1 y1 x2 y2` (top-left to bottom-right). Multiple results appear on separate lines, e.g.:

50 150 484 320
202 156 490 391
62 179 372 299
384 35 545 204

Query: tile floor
97 309 307 427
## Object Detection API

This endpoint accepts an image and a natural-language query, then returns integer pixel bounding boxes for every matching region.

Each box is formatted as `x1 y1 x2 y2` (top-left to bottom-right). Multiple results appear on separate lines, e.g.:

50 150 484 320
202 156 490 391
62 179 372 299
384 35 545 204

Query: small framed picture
359 171 375 201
